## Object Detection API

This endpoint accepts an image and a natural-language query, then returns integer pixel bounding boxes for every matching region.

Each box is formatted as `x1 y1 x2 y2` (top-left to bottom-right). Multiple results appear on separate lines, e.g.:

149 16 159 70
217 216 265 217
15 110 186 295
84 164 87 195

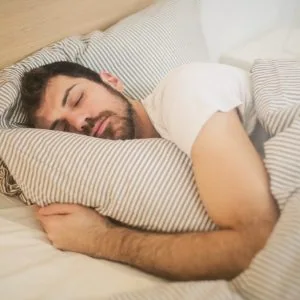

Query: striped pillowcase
0 0 211 233
0 129 216 233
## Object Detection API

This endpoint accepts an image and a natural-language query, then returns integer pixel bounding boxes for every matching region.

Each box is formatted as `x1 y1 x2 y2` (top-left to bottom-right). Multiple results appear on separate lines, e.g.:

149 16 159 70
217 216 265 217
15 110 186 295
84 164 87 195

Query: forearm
99 221 275 281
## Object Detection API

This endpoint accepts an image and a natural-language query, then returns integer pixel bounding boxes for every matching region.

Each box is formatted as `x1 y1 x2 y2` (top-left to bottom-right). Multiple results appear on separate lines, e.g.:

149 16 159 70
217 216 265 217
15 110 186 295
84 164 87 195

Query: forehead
44 75 80 99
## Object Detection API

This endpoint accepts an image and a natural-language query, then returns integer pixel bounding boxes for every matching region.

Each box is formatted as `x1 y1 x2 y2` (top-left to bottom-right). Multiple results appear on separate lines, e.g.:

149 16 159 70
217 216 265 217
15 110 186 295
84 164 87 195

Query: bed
1 0 300 300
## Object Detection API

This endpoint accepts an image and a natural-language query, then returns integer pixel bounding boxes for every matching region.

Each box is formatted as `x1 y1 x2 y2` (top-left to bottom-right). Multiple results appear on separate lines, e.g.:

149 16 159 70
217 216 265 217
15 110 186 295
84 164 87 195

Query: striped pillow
1 129 216 233
0 0 211 233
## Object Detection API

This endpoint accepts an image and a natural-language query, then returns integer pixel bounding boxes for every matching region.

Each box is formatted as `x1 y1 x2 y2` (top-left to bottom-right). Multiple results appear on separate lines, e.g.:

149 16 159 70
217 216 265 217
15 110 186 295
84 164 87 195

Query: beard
85 86 136 140
95 110 135 140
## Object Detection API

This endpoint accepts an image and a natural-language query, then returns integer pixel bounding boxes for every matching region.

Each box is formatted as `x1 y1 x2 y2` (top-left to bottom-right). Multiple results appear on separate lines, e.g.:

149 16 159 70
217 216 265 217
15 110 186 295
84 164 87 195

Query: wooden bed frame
0 0 154 69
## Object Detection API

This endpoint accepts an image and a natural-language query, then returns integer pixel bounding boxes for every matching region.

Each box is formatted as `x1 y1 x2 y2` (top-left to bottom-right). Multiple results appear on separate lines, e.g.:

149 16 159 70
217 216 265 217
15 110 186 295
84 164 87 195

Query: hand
36 204 113 257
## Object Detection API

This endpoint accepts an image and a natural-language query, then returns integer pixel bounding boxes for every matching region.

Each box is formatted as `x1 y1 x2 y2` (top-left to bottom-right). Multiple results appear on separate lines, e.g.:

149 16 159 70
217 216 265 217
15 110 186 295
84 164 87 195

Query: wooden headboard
0 0 154 69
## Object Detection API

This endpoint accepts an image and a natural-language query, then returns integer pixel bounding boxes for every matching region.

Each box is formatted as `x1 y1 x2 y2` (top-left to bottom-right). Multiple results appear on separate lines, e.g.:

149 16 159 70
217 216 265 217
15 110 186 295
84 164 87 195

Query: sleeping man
20 61 279 281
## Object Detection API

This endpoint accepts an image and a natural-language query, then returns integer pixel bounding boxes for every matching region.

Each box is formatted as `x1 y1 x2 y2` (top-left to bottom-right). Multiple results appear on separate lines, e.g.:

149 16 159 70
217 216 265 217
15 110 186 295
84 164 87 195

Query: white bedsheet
0 193 163 300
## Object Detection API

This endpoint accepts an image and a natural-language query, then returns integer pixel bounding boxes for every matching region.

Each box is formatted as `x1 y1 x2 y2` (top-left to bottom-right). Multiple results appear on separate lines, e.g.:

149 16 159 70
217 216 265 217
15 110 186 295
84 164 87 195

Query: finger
31 204 41 213
38 204 82 216
37 214 63 231
31 204 40 209
36 214 50 232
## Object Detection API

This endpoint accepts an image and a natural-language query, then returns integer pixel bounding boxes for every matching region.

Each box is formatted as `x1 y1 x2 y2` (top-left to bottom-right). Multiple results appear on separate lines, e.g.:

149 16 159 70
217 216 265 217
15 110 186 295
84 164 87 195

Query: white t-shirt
142 63 253 156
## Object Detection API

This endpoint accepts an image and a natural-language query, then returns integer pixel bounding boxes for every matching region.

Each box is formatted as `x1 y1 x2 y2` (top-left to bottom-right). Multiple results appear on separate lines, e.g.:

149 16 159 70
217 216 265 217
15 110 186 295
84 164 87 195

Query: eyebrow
49 84 77 130
62 84 77 106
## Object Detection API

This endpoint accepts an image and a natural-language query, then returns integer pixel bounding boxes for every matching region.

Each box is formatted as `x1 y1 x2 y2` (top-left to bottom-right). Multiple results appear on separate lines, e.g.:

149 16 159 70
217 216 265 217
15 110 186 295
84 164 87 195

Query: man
20 61 279 281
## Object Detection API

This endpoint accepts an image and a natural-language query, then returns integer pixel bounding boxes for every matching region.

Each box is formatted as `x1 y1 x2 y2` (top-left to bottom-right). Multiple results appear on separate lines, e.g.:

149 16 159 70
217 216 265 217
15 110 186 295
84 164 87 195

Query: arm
37 110 279 280
102 110 278 280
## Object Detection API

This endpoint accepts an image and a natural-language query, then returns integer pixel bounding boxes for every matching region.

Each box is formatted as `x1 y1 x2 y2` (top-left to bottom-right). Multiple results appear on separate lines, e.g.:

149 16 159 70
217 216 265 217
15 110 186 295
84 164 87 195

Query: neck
130 100 160 139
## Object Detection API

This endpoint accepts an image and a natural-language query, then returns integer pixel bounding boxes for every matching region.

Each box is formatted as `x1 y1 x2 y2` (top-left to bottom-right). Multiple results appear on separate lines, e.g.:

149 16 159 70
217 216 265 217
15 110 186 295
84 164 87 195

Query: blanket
105 60 300 300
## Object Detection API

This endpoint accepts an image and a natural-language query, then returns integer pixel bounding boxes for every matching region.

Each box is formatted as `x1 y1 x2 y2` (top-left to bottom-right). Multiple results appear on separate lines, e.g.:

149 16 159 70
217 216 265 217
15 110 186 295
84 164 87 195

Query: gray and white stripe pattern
0 127 216 233
252 60 300 211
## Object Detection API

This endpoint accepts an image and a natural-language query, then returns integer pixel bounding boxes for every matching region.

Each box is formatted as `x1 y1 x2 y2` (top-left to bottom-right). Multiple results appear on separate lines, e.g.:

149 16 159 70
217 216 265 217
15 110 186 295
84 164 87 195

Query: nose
65 112 90 134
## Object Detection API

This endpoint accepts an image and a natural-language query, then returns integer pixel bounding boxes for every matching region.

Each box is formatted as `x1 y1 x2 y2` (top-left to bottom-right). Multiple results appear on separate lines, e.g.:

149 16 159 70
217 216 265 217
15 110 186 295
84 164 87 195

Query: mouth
92 117 110 138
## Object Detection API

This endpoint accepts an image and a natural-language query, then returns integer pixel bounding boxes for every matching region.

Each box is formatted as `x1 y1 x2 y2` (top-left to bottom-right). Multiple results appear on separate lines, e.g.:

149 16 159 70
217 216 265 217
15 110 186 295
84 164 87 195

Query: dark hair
20 61 103 126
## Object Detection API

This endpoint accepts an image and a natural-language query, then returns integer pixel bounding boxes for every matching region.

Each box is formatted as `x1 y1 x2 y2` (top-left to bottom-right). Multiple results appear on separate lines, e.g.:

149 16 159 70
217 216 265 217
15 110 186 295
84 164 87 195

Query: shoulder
156 62 250 107
142 63 250 156
144 62 248 105
160 62 250 109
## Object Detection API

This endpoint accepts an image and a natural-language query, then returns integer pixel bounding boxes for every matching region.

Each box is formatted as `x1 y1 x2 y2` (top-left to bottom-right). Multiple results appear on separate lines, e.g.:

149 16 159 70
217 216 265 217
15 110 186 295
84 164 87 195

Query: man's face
35 74 135 140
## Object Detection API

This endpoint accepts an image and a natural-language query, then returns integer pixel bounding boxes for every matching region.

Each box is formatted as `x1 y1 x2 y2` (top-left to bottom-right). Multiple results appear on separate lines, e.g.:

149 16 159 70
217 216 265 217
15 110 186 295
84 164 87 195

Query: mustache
82 111 115 135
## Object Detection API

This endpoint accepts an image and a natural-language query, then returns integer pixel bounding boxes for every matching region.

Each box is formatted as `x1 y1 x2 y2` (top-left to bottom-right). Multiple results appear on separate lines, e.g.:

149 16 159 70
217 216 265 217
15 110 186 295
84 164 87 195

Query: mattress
0 193 163 300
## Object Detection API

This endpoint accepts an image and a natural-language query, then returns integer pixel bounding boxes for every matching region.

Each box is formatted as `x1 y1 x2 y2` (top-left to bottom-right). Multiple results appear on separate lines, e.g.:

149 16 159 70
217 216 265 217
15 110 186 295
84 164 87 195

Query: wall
199 0 299 61
0 0 153 69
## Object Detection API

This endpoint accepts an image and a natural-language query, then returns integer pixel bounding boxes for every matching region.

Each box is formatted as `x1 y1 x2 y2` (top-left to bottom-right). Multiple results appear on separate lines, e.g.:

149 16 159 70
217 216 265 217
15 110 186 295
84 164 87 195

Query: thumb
38 204 82 216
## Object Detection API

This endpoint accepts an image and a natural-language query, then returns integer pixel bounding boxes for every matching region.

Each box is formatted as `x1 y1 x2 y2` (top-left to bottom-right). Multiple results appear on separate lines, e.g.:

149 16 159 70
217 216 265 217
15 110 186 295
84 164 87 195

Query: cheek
84 96 102 115
35 108 52 129
86 85 122 115
87 87 107 109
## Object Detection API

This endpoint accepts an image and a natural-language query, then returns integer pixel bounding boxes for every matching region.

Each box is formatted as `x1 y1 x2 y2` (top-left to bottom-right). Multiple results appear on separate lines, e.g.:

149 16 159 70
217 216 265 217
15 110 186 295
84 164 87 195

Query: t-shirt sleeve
160 63 248 156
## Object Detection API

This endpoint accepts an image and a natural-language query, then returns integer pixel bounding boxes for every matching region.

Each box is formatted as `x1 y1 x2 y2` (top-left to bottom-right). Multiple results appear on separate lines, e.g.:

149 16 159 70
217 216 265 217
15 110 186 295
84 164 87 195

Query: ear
99 71 124 92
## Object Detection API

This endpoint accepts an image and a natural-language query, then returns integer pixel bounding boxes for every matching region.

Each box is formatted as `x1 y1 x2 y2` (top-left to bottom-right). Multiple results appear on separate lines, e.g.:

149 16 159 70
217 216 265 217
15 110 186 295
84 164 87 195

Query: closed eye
74 92 84 107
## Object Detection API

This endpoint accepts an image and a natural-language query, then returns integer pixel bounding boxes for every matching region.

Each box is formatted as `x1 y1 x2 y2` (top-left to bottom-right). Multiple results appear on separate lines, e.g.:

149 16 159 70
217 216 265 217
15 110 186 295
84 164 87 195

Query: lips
92 117 110 137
